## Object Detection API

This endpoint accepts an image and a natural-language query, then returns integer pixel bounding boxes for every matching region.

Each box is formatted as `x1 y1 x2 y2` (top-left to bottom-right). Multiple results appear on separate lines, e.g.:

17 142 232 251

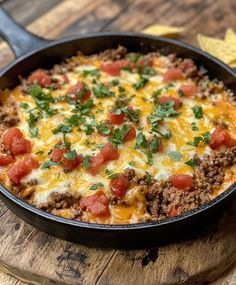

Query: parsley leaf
191 105 203 119
187 131 211 146
20 103 29 109
185 158 198 168
81 69 100 78
191 122 199 131
90 183 104 190
92 84 114 98
52 124 72 134
63 150 77 160
41 159 58 170
97 124 111 135
110 124 131 147
83 155 91 169
133 74 149 90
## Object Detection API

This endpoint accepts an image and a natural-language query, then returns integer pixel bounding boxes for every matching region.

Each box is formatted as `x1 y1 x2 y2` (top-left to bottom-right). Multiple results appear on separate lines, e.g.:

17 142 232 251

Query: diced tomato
179 84 198 96
51 147 68 163
80 190 110 217
11 138 32 155
67 81 91 103
169 206 180 217
109 173 130 199
87 154 104 176
178 59 195 72
7 155 39 184
158 96 182 110
0 155 16 166
210 128 236 149
100 142 119 162
62 154 83 170
124 125 136 142
23 155 40 169
62 75 69 84
163 68 184 82
28 70 51 87
108 111 125 125
100 60 130 76
3 127 23 151
170 174 194 191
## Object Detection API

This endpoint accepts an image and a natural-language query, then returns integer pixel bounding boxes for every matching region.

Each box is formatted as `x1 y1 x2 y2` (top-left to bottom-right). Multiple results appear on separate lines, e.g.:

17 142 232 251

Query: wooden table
0 0 236 284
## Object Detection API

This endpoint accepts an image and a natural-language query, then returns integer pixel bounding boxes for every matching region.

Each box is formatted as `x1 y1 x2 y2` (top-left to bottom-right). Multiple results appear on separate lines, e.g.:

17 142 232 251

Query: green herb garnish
168 151 183 162
191 105 203 119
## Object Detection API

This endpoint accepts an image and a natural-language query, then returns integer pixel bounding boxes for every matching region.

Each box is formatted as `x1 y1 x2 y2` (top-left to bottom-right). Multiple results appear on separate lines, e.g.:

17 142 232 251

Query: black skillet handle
0 6 52 59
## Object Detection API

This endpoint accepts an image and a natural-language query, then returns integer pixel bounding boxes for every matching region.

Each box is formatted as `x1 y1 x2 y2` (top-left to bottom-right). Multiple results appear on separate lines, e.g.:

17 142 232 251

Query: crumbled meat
145 147 236 220
100 45 127 61
0 100 19 128
177 58 198 78
37 192 81 215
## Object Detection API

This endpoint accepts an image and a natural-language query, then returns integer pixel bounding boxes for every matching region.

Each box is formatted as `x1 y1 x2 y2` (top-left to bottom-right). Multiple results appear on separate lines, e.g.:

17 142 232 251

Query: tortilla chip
142 25 184 37
197 34 236 64
225 28 236 46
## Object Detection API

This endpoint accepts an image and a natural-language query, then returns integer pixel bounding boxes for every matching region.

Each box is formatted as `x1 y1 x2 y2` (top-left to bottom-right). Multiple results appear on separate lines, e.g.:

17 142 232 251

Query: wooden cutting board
0 0 236 284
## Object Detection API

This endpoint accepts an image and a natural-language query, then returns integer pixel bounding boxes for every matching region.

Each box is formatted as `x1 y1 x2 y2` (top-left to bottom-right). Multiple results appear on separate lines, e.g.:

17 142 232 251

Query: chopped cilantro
83 155 91 169
35 150 44 155
168 151 183 161
29 126 39 138
178 90 184 97
129 54 140 63
20 103 29 109
97 124 111 135
81 69 100 78
41 159 58 170
63 150 77 160
191 122 199 131
110 79 120 86
107 172 120 179
92 84 114 98
118 86 126 93
128 161 136 167
185 158 198 168
67 114 85 126
85 124 95 135
90 183 104 190
191 105 203 119
187 131 211 146
148 101 179 126
133 74 149 90
110 124 131 147
52 124 72 134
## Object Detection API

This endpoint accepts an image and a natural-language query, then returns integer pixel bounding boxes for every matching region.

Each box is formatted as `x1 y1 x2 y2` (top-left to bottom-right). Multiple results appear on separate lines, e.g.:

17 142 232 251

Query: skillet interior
0 33 236 248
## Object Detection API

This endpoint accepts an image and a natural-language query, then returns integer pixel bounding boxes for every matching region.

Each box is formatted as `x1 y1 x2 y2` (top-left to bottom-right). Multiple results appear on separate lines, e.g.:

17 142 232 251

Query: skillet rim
0 31 236 231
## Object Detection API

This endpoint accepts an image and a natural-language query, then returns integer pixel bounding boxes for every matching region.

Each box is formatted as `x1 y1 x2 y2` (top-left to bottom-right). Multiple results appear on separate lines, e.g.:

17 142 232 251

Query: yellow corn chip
142 24 184 37
225 28 236 46
197 34 236 64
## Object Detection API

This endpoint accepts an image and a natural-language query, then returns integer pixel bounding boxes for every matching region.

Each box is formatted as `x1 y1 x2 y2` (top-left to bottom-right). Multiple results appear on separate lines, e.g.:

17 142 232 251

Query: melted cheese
1 52 236 224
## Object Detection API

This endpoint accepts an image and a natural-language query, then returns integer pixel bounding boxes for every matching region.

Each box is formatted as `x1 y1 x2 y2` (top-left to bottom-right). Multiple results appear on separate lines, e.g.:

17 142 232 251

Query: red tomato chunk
169 206 180 217
80 190 110 217
108 111 125 125
100 142 119 162
158 96 182 110
51 147 68 163
179 84 197 96
3 128 32 155
87 154 104 176
61 155 83 171
109 173 130 199
124 125 136 142
67 81 91 103
170 174 193 191
7 155 39 184
163 68 184 82
0 155 16 166
28 69 51 87
100 60 130 76
210 128 236 149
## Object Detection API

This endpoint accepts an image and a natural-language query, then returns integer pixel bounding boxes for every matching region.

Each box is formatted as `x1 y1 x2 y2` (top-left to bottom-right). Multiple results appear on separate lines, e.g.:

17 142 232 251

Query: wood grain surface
0 0 236 284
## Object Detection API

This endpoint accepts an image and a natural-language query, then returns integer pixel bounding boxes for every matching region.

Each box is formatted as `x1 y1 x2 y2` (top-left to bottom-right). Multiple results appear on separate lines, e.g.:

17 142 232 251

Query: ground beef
37 192 80 213
0 100 19 129
99 45 127 61
145 147 236 221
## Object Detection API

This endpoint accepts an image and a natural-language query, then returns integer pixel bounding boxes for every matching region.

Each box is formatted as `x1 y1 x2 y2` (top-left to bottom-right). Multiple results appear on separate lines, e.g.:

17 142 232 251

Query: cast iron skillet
0 7 235 249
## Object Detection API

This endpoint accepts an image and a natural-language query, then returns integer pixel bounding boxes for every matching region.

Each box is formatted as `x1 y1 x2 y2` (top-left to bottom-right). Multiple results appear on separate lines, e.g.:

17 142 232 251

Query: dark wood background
0 0 235 284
